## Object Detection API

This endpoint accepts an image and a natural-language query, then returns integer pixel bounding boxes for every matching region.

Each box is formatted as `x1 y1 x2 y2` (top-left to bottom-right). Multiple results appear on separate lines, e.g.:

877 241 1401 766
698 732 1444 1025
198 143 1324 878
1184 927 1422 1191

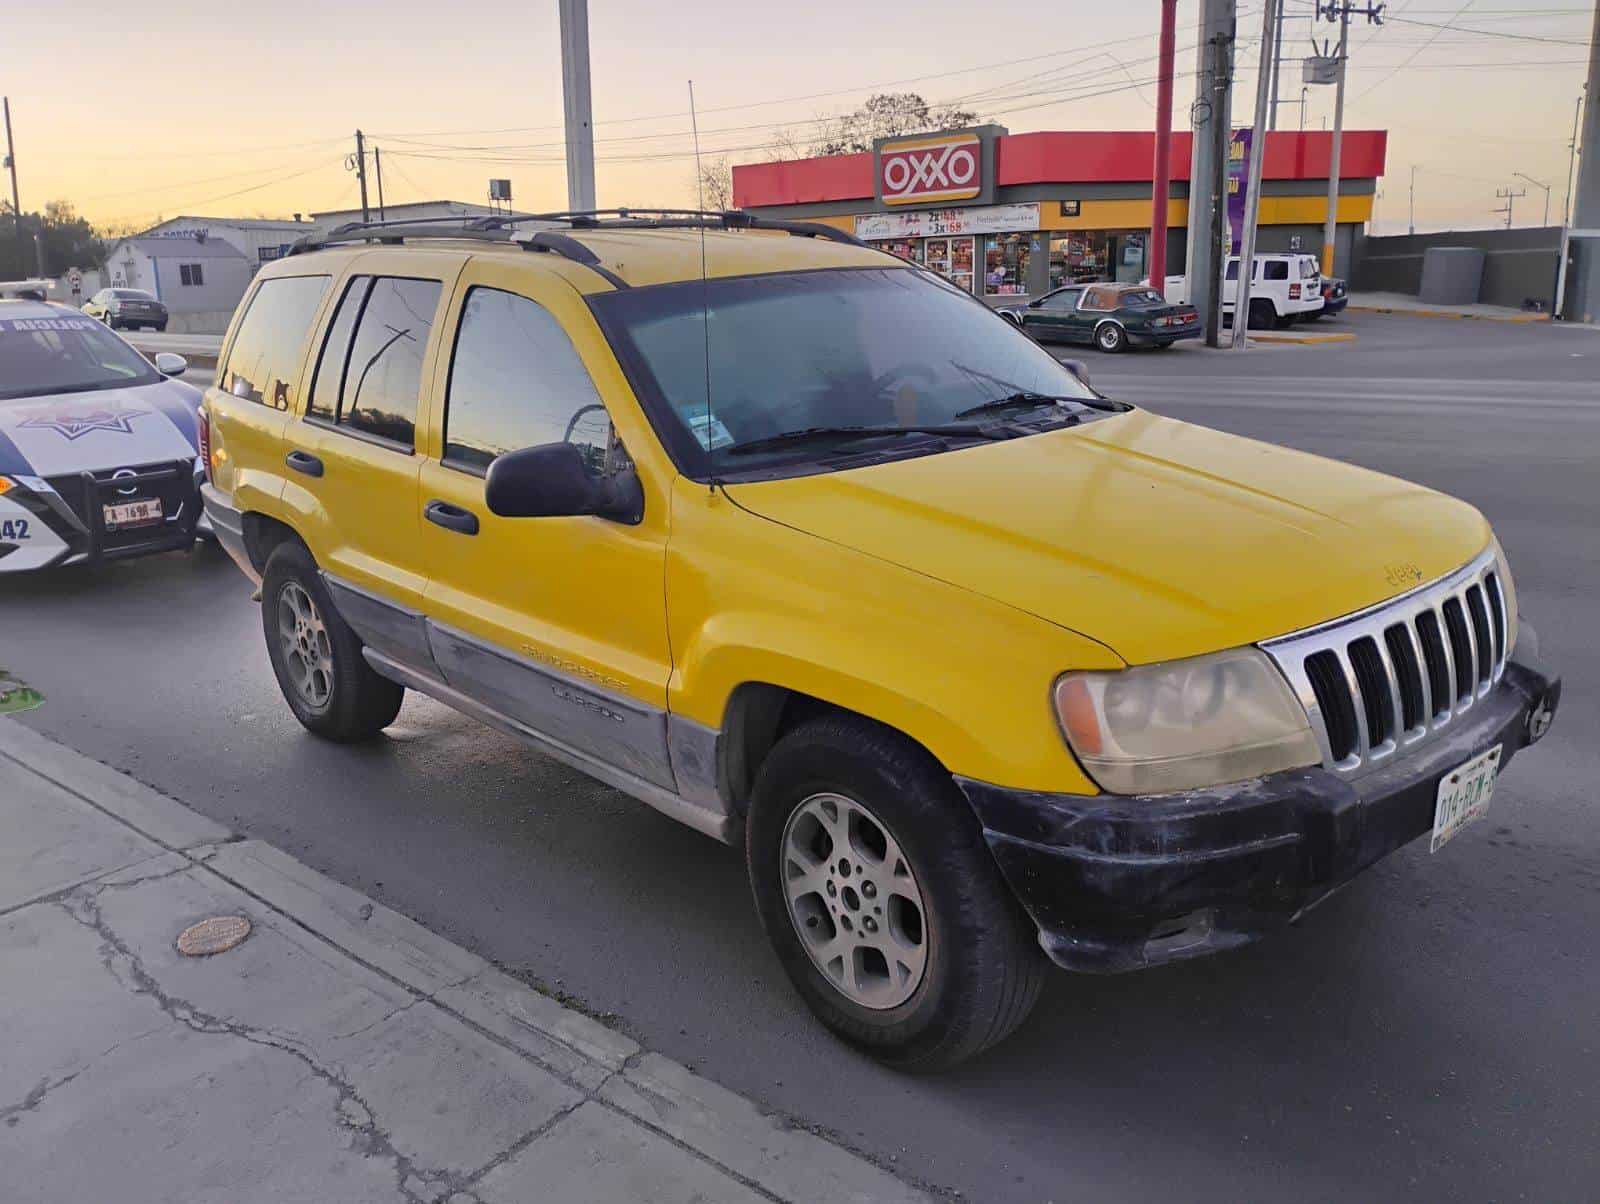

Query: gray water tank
1419 246 1485 305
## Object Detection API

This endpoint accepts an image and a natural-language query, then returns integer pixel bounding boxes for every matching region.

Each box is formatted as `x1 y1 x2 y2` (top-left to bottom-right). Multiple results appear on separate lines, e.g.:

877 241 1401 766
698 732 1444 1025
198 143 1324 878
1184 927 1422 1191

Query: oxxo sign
875 128 999 209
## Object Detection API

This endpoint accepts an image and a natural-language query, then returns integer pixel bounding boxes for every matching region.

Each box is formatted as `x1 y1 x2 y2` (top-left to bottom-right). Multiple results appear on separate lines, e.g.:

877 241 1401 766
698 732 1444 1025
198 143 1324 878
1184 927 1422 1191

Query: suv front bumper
958 633 1561 973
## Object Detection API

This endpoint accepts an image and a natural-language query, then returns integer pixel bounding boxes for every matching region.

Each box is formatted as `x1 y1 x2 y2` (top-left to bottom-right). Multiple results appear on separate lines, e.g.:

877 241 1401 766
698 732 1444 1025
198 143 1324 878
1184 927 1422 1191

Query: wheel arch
241 511 305 577
717 682 954 817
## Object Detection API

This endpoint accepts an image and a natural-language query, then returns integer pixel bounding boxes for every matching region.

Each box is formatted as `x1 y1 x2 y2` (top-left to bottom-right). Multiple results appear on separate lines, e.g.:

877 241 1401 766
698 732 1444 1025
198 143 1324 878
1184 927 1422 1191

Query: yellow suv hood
725 410 1490 665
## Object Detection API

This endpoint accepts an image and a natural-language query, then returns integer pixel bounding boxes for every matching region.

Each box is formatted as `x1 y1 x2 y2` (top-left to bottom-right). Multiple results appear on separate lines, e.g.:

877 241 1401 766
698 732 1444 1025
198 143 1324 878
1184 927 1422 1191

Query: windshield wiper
724 423 1003 457
952 392 1083 421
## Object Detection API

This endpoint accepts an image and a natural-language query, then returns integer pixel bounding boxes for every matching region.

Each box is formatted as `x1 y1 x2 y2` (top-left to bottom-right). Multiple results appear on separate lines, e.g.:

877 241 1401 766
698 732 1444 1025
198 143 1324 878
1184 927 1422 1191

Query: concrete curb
1346 303 1551 324
1246 330 1358 346
0 720 930 1204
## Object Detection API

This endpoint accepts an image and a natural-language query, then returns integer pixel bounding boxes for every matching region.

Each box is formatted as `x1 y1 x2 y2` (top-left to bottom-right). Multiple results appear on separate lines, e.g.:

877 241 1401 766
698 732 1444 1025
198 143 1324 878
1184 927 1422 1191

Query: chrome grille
1261 547 1510 777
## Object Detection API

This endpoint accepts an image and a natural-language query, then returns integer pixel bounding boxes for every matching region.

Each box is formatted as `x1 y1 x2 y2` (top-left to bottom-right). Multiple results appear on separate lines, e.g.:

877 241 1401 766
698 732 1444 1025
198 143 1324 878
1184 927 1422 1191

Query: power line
1348 0 1478 103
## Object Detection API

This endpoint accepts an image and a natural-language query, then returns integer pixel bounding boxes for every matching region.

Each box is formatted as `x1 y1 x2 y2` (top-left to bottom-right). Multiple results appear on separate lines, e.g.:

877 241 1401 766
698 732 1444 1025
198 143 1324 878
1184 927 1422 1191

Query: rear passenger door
279 253 464 666
209 273 333 515
415 263 675 789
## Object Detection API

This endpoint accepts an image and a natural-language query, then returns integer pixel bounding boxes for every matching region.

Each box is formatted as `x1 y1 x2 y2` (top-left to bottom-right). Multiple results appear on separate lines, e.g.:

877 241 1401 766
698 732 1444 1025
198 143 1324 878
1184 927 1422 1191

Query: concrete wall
1353 226 1563 310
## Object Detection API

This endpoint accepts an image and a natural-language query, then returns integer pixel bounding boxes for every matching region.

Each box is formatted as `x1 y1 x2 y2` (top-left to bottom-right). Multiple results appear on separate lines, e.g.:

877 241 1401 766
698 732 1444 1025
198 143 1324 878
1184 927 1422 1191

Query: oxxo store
732 125 1387 302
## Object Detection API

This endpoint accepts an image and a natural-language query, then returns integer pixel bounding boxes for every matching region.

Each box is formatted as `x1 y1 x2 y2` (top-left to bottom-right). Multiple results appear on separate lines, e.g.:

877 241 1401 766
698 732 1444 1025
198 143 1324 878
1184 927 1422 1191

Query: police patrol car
0 300 206 572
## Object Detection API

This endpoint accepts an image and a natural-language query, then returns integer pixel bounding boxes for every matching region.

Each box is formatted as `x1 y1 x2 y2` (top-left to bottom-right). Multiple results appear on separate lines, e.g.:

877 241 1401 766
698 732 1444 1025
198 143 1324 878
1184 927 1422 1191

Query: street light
1513 173 1552 227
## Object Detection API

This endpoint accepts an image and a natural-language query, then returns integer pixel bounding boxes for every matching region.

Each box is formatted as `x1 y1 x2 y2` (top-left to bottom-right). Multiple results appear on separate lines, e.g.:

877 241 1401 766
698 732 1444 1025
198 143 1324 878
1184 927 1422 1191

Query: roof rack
285 209 872 288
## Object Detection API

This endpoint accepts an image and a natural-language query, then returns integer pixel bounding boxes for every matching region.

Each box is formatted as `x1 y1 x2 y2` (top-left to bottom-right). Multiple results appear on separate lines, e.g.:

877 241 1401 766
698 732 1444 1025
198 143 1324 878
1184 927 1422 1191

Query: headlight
1053 647 1321 795
1490 534 1518 656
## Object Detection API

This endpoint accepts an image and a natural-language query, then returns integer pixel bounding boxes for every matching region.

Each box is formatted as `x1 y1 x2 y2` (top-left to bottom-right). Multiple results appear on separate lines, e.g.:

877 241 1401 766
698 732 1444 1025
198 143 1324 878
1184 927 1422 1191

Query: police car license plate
103 499 162 529
1430 744 1502 852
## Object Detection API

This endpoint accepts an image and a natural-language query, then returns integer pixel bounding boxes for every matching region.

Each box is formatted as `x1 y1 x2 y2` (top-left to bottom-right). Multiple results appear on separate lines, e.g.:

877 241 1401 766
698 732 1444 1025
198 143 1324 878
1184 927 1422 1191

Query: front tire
261 540 403 742
746 714 1045 1071
1094 322 1128 353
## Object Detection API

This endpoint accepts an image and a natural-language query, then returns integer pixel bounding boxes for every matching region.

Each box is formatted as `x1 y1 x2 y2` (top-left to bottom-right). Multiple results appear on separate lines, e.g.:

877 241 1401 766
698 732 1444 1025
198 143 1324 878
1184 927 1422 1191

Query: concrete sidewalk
0 720 927 1204
1347 291 1552 323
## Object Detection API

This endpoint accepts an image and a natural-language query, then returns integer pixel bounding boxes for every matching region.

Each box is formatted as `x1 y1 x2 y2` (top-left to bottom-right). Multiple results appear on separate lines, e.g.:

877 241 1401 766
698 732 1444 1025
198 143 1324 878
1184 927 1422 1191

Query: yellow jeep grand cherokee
201 211 1560 1070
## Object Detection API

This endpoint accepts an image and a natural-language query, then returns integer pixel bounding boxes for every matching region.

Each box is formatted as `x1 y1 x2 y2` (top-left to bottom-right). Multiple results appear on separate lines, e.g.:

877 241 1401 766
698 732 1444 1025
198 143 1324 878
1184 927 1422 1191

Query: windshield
0 315 161 401
114 289 155 300
591 267 1104 477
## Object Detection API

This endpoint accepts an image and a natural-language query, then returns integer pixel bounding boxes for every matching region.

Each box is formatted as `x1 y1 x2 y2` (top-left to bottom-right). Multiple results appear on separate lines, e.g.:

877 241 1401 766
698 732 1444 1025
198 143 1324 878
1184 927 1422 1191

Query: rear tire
261 540 403 742
1094 322 1128 353
746 714 1046 1071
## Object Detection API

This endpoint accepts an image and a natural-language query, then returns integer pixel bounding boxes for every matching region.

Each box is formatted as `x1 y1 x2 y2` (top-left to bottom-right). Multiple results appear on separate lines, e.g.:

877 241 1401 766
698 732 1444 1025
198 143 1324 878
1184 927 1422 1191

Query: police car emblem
16 401 151 441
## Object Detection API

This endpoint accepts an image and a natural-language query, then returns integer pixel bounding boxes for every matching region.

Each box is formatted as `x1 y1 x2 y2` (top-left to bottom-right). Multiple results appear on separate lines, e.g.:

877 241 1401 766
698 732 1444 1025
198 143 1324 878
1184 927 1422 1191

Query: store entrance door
923 236 976 294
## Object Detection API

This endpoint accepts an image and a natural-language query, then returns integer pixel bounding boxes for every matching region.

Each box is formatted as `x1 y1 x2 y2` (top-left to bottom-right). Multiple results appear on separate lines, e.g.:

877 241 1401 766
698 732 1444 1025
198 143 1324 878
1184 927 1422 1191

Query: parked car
82 287 169 331
1000 283 1200 352
202 213 1560 1070
1159 252 1325 328
1310 275 1349 318
0 301 205 571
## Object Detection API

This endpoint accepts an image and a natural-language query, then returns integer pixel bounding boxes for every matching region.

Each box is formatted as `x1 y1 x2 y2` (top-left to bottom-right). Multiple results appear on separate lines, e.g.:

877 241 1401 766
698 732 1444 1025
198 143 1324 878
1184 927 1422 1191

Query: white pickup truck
1158 253 1325 328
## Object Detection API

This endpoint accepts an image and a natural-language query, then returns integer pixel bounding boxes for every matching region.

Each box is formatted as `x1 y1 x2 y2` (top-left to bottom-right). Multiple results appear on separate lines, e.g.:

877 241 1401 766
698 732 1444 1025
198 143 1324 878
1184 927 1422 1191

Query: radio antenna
689 79 718 493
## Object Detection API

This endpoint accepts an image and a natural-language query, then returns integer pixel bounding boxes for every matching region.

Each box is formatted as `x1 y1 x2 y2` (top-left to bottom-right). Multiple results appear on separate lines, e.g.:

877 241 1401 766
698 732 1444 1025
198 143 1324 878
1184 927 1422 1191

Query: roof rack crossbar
283 209 875 283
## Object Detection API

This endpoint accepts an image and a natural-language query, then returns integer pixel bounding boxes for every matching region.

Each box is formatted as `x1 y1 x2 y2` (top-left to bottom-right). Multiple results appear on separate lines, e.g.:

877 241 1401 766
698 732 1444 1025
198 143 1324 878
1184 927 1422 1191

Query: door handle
425 499 479 536
285 450 324 478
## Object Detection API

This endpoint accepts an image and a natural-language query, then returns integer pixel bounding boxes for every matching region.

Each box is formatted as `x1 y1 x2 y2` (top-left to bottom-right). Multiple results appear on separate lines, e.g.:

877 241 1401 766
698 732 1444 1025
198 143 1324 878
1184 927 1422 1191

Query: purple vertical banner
1226 128 1252 255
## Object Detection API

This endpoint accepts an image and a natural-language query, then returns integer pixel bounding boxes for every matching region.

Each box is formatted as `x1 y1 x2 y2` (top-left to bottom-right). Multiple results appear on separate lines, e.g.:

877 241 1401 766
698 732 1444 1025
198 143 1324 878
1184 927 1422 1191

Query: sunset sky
6 0 1591 235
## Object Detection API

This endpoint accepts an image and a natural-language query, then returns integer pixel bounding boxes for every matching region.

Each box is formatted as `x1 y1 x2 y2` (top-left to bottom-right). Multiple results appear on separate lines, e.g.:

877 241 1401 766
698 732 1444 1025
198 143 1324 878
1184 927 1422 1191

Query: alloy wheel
277 581 334 709
781 792 929 1010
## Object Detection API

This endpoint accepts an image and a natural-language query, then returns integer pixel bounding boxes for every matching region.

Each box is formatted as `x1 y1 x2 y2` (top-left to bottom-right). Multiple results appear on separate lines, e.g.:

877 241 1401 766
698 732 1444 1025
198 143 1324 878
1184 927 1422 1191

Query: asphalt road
6 310 1598 1201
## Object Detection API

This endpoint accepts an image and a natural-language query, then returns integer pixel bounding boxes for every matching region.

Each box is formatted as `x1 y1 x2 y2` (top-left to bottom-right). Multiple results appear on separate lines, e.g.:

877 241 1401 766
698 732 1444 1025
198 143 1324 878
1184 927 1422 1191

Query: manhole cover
176 915 252 956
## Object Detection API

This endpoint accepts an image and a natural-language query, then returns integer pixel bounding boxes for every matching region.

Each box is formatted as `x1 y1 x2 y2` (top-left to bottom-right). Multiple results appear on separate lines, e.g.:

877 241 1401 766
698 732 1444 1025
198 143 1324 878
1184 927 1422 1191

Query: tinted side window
444 287 609 473
339 276 441 449
307 276 371 422
223 275 330 410
1264 260 1289 280
1225 260 1240 281
1040 290 1080 312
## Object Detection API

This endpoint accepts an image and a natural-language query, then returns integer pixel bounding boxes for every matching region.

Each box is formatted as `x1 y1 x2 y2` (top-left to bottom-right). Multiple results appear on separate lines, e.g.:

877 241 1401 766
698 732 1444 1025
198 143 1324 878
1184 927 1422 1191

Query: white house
137 215 316 269
100 236 253 334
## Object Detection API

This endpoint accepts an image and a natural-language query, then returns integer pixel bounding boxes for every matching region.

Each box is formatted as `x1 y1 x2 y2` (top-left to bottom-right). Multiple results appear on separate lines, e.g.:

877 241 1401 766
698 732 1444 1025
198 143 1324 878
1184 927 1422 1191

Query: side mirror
1061 359 1091 389
153 352 188 378
485 441 643 524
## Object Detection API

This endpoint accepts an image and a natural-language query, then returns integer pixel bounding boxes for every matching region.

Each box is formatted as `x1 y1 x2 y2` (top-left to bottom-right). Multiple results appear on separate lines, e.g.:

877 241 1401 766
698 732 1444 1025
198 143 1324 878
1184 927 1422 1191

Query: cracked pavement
0 723 927 1204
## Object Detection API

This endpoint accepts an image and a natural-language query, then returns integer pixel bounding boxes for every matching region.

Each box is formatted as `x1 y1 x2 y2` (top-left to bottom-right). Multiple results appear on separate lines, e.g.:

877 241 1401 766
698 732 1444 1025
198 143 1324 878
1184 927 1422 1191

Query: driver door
1024 287 1082 342
416 261 676 789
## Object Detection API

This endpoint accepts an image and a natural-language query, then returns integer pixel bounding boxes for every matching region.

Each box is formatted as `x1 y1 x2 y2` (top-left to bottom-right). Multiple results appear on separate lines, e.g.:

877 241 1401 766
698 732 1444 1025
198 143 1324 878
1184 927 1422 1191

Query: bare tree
809 93 981 156
691 155 734 211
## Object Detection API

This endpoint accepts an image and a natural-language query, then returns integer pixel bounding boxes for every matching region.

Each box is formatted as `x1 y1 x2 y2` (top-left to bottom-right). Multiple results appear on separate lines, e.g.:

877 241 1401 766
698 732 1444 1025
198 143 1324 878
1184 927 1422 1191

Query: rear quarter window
221 275 331 411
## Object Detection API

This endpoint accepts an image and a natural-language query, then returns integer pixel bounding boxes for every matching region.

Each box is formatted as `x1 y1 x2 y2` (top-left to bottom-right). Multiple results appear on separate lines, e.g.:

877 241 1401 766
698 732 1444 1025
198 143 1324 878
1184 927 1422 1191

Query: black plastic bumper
959 640 1561 974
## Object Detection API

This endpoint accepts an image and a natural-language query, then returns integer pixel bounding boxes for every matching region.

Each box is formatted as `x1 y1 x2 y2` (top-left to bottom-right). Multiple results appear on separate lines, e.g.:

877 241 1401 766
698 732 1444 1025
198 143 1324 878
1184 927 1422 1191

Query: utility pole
1409 164 1417 234
1314 2 1385 277
559 0 597 212
3 98 24 274
1566 0 1598 320
1268 0 1287 130
1494 187 1526 229
1564 92 1584 225
1149 0 1178 296
374 146 387 221
1187 0 1237 347
1514 173 1551 226
1233 0 1278 348
351 130 370 223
